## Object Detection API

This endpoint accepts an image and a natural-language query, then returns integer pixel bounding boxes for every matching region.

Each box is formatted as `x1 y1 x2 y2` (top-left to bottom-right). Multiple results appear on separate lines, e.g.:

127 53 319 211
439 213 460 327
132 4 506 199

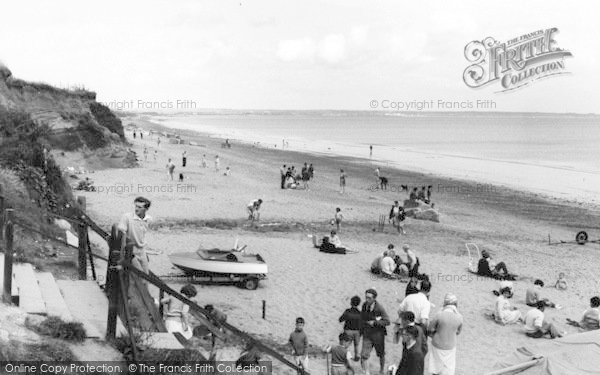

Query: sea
150 111 600 204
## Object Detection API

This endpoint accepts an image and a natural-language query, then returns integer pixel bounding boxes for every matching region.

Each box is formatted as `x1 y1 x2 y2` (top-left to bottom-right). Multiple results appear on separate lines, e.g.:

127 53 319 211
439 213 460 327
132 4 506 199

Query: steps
12 263 46 315
35 272 72 321
56 279 127 339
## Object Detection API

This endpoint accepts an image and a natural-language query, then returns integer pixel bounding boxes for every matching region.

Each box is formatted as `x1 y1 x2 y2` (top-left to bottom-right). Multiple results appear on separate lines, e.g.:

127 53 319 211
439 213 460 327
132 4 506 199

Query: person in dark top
417 186 426 201
313 236 347 254
405 277 420 298
327 332 354 375
395 325 424 375
409 188 418 201
236 341 261 367
339 295 362 360
308 164 314 179
360 288 390 375
399 311 427 355
477 250 515 280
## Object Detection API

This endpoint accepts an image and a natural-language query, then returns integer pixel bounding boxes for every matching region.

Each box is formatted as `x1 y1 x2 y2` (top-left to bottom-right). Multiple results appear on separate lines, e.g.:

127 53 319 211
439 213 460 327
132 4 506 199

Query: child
526 279 561 309
161 284 197 339
339 296 362 361
334 208 344 232
555 272 568 290
325 333 355 375
289 317 308 372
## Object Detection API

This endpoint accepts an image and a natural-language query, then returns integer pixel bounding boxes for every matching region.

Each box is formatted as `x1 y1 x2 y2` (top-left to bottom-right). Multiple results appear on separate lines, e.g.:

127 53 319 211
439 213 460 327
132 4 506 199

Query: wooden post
119 270 139 361
106 225 122 341
3 210 14 304
262 300 266 320
77 196 87 280
158 289 164 317
0 192 4 241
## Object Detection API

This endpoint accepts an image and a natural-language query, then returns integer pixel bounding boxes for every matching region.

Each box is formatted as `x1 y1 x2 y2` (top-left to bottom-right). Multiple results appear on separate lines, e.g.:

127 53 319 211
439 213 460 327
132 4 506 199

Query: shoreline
131 113 600 216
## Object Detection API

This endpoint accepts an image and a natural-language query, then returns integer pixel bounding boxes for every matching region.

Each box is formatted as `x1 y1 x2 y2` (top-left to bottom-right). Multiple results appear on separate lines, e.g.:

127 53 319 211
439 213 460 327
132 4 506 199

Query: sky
0 0 598 113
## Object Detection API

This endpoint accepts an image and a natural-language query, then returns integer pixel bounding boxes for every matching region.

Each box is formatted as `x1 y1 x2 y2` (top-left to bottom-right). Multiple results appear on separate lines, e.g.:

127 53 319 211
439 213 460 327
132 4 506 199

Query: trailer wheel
243 277 259 290
576 231 588 245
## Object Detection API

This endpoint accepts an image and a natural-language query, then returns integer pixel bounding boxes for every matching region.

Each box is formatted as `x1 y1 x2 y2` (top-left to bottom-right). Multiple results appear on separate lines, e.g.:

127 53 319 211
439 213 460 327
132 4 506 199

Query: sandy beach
69 114 600 375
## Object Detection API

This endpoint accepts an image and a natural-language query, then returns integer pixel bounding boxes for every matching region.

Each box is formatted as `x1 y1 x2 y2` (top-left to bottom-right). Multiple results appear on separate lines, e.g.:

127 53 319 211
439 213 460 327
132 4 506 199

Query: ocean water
154 111 600 203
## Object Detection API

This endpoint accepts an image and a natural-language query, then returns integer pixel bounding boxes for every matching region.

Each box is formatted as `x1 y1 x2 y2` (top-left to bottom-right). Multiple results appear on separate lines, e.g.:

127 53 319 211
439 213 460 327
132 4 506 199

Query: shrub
90 102 124 138
25 316 86 342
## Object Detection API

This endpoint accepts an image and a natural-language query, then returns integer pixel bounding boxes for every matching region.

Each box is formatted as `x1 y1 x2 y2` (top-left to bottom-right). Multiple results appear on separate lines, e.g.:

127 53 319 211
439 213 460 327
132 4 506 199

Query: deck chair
466 243 480 273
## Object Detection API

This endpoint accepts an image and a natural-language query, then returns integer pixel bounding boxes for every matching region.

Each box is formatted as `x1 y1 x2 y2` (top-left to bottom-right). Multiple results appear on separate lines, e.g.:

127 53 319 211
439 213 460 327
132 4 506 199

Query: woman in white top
161 284 197 339
495 287 522 325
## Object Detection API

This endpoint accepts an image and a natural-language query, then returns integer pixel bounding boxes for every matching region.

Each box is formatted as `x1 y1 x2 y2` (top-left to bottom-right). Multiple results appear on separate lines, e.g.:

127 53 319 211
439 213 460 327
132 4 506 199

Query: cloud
318 34 346 64
277 38 316 62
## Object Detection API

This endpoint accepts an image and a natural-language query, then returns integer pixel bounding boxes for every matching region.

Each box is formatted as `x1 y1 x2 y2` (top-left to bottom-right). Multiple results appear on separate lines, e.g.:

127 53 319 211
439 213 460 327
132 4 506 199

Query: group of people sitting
370 244 420 279
280 162 314 189
476 249 517 281
409 186 432 204
491 278 600 339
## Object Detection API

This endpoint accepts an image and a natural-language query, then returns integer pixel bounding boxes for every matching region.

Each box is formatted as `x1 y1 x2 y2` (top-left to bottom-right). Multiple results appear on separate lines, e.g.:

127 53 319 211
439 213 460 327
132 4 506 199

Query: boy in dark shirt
289 317 309 372
339 296 362 360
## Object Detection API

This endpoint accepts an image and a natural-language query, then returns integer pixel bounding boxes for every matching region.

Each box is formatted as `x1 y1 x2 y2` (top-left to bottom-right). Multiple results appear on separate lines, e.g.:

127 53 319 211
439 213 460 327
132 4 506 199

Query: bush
90 102 124 138
0 339 76 361
25 316 86 342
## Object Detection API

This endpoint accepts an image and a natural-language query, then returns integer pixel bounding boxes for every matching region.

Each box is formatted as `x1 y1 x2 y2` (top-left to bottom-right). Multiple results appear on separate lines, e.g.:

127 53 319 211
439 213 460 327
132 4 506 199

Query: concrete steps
56 279 127 339
35 272 73 321
11 263 46 315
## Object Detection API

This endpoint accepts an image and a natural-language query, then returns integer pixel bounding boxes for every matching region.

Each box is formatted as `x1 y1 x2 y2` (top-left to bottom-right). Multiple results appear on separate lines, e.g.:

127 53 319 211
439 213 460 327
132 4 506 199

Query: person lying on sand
477 250 516 281
566 296 600 331
312 234 348 254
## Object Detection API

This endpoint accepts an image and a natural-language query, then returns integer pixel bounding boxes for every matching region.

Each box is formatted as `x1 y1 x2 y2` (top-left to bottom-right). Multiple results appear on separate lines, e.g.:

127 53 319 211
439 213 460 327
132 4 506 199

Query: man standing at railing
118 197 152 279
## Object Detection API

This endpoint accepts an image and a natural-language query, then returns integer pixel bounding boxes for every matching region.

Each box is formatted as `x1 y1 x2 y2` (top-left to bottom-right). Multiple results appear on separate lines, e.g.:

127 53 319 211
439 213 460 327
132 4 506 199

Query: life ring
576 231 588 245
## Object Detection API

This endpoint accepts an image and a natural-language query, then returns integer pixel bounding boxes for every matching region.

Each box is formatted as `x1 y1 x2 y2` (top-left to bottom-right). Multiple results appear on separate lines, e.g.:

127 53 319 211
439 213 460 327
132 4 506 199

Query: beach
72 114 600 375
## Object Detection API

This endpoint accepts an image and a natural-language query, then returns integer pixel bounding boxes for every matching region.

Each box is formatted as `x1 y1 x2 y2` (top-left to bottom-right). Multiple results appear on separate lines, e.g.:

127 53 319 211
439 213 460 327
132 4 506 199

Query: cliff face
0 64 125 150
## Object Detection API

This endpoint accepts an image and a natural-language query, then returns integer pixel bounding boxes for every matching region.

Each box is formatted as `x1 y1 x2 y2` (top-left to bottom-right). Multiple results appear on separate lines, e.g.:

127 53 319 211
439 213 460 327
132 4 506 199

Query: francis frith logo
463 27 572 92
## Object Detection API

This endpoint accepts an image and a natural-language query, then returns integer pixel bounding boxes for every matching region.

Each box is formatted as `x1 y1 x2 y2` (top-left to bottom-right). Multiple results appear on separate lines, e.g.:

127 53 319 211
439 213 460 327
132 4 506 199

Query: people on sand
477 250 515 280
339 169 347 194
302 163 310 190
223 166 231 176
182 151 187 167
214 155 220 171
117 197 152 278
380 248 397 278
339 296 362 361
143 146 148 161
371 245 393 274
360 288 390 375
398 280 432 328
247 199 262 222
524 301 564 339
555 272 568 290
280 164 287 189
370 145 373 158
494 287 522 325
325 332 355 375
428 293 463 375
417 186 426 201
161 284 197 339
404 277 420 297
334 207 344 231
289 317 309 372
393 325 424 375
566 296 600 331
526 279 560 309
409 188 418 201
308 163 314 179
166 158 175 181
389 201 406 235
402 244 419 278
153 149 157 161
202 154 207 168
313 234 347 254
426 185 432 204
330 230 343 248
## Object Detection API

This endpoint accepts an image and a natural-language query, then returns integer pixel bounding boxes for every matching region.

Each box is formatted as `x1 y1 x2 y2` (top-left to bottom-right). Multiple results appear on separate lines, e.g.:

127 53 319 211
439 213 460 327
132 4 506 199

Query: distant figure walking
153 150 157 161
133 130 137 139
389 201 406 235
157 137 161 148
140 131 143 139
202 154 207 168
215 155 220 172
339 169 347 194
166 159 175 181
143 146 148 161
301 163 310 190
280 164 287 189
370 145 373 158
334 207 344 231
182 151 187 167
308 164 314 179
